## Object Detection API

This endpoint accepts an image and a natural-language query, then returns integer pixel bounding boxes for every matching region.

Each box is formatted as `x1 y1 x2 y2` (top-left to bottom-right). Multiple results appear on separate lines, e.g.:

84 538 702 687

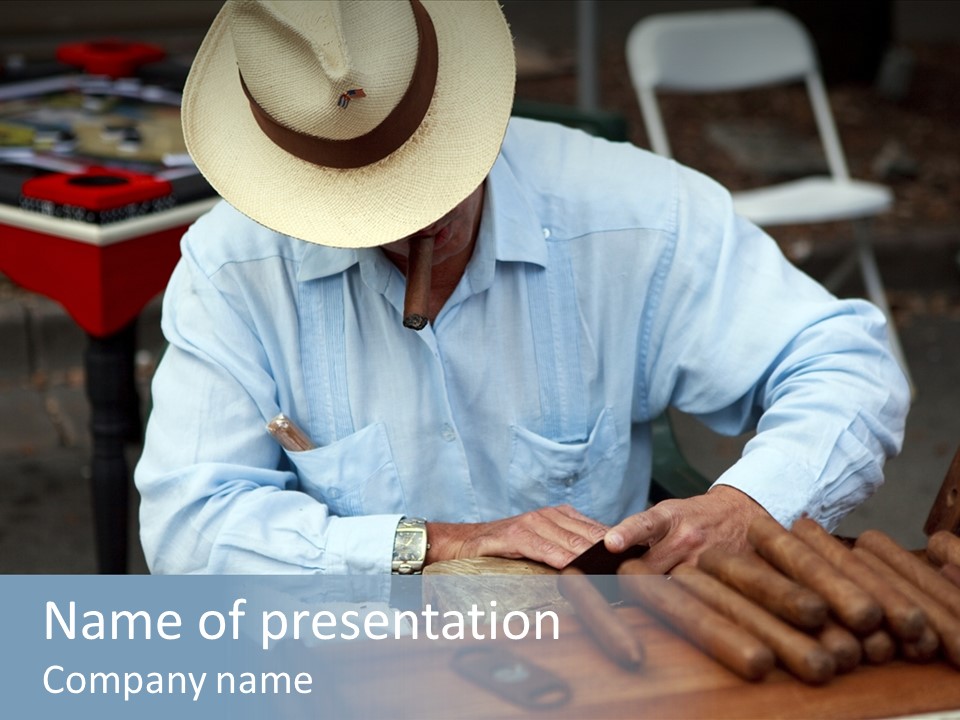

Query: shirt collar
483 151 548 268
297 244 360 283
296 151 548 285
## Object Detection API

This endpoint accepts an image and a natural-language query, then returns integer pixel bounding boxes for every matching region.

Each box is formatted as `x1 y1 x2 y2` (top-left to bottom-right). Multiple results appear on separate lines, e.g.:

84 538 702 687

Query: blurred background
0 0 957 572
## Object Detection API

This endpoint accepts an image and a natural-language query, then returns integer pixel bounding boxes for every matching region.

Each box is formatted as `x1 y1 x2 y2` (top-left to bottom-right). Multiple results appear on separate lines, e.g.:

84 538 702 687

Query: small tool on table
452 647 571 710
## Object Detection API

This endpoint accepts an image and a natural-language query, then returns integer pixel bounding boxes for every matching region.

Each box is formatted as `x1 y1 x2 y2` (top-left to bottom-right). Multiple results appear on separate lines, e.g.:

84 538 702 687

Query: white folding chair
626 8 912 392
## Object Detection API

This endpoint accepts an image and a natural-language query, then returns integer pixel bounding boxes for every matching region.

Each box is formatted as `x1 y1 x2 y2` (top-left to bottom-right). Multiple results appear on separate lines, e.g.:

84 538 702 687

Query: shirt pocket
283 422 404 517
506 407 627 520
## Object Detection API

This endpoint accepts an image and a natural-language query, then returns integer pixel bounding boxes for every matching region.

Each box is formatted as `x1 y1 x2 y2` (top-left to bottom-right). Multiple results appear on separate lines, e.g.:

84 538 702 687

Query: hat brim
181 0 516 248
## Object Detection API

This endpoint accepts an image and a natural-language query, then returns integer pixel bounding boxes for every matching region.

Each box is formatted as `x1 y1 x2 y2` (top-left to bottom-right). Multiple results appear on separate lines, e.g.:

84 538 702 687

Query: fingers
515 506 606 568
553 503 605 526
509 527 583 569
549 504 609 542
641 518 708 574
605 490 768 574
463 490 766 573
473 525 577 569
605 506 672 553
605 505 695 574
456 505 608 569
453 497 762 574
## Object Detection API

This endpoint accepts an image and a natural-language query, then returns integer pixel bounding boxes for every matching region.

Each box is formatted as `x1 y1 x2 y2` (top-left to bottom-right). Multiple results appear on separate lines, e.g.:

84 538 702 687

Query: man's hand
426 505 608 569
604 485 771 574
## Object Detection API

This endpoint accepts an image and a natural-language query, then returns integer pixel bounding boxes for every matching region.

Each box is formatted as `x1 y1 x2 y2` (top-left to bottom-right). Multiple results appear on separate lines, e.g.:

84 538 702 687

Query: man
135 0 909 576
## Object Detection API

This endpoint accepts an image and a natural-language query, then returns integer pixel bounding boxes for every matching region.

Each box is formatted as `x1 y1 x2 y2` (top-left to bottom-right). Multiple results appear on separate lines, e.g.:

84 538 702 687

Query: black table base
84 321 141 574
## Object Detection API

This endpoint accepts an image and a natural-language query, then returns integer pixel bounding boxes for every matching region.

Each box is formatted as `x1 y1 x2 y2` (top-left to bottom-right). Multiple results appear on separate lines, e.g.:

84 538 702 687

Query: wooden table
314 603 960 719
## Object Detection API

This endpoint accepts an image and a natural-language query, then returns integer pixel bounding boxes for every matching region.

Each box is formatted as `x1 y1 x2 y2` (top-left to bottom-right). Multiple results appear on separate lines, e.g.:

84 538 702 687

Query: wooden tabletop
316 605 960 719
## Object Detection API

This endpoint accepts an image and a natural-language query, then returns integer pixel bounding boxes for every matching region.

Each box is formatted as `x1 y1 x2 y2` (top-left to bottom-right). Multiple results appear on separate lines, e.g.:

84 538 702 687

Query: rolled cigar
402 236 434 330
618 558 775 682
698 547 827 630
853 547 960 668
942 563 960 589
927 531 960 568
860 628 896 664
816 619 862 673
749 516 882 634
791 518 926 641
672 565 835 684
265 413 316 451
558 567 645 671
856 529 960 618
900 624 940 663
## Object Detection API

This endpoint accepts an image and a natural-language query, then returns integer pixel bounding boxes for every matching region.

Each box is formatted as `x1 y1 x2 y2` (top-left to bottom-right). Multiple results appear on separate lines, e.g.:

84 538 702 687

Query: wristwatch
392 517 429 574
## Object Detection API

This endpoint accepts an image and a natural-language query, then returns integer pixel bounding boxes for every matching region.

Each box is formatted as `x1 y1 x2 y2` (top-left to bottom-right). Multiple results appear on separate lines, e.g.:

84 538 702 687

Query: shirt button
542 227 551 239
562 472 579 487
441 424 457 442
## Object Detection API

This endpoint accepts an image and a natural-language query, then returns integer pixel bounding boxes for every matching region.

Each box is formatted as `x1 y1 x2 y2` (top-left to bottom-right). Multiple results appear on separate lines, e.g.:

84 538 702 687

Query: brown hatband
238 0 438 170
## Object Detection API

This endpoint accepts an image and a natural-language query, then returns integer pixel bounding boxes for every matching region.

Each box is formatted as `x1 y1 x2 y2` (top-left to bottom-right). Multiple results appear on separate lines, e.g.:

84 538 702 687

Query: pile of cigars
560 517 960 684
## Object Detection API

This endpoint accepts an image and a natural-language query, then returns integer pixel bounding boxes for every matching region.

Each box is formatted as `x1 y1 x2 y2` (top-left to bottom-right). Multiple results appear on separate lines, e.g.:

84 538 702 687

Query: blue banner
1 574 584 719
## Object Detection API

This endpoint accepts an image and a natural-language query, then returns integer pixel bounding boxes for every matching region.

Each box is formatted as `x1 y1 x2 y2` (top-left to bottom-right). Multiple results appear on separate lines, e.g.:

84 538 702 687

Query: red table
0 65 217 572
0 197 217 572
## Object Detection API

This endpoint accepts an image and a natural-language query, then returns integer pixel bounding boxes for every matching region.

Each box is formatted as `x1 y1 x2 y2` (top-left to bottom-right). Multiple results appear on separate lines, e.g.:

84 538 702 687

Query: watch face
395 530 425 562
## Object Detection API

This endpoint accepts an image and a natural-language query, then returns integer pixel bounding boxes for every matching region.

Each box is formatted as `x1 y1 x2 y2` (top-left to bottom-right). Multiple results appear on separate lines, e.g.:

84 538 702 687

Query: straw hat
181 0 515 248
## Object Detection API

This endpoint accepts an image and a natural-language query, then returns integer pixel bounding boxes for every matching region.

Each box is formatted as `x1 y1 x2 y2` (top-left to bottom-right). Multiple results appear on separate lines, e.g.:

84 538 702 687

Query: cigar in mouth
402 236 434 330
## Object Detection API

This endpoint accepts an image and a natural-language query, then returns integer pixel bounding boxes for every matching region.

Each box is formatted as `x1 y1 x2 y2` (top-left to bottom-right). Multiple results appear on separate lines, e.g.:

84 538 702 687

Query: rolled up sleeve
136 232 401 576
644 163 909 529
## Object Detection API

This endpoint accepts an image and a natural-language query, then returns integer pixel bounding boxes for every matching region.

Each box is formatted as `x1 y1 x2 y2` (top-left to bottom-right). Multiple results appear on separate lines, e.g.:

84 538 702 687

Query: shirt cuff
324 513 404 574
711 446 819 530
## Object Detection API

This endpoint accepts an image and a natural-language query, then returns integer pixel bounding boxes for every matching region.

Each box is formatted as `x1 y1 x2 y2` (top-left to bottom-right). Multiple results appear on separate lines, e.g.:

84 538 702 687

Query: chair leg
822 246 859 295
854 223 915 397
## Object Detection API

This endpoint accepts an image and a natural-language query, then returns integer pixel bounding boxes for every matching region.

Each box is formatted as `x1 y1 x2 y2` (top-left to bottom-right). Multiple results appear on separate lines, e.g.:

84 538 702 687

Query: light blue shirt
136 118 909 575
